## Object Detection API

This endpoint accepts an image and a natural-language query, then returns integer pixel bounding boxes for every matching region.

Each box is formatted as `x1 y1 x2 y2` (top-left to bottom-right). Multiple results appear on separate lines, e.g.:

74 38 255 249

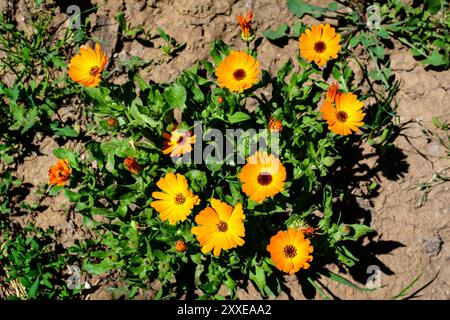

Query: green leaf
190 253 202 265
227 112 251 124
163 84 187 110
349 36 360 48
263 23 289 40
250 266 267 295
100 140 134 158
129 102 157 127
391 271 425 300
134 73 150 91
91 207 116 218
115 12 127 32
9 106 38 134
51 124 79 138
105 184 135 201
423 49 447 66
424 0 442 14
52 148 77 167
432 116 443 129
29 277 40 299
360 35 376 48
84 258 116 275
327 2 338 11
292 21 303 37
307 277 332 300
335 246 357 266
49 185 63 196
64 189 80 202
376 28 390 40
318 185 333 229
157 27 171 42
321 271 374 292
322 156 335 167
277 59 293 80
185 170 207 192
344 224 374 241
372 46 385 60
287 0 325 18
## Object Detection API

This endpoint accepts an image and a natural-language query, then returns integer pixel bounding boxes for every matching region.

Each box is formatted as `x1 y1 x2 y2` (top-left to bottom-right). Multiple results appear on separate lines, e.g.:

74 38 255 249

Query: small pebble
422 234 443 257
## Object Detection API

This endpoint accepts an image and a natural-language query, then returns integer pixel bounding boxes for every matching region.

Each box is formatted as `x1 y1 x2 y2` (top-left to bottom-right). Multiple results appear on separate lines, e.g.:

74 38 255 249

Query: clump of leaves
0 225 80 299
157 27 186 57
0 6 88 165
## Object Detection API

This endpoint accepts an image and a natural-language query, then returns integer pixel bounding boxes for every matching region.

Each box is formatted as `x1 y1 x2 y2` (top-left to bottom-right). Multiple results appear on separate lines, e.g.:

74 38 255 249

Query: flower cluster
57 19 367 277
149 148 288 260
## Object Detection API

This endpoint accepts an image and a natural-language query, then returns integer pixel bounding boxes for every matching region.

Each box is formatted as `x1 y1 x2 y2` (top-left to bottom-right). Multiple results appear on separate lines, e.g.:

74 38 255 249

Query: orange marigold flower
299 24 341 67
150 173 200 225
215 51 260 93
124 157 142 174
326 81 339 103
239 151 286 203
175 239 187 253
237 10 255 43
162 129 196 158
320 92 365 136
67 43 107 87
192 198 245 257
269 116 283 133
49 159 72 186
266 228 313 275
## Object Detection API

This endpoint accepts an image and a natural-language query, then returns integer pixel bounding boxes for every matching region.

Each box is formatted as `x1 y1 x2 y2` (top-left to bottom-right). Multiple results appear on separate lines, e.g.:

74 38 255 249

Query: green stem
366 47 389 88
390 32 428 58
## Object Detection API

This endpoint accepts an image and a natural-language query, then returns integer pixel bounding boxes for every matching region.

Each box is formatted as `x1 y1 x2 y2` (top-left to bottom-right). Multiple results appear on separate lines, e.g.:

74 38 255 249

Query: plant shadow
293 133 410 298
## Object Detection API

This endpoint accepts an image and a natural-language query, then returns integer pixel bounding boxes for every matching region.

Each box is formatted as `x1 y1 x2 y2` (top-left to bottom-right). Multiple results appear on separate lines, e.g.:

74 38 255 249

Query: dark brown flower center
177 135 185 144
89 66 100 76
283 245 297 258
336 111 348 123
233 68 247 81
314 41 326 53
175 193 186 205
257 172 273 186
217 221 228 232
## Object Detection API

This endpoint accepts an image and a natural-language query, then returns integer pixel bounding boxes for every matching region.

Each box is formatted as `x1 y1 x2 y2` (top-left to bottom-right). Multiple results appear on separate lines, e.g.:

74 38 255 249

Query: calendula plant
44 4 388 299
0 6 89 167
